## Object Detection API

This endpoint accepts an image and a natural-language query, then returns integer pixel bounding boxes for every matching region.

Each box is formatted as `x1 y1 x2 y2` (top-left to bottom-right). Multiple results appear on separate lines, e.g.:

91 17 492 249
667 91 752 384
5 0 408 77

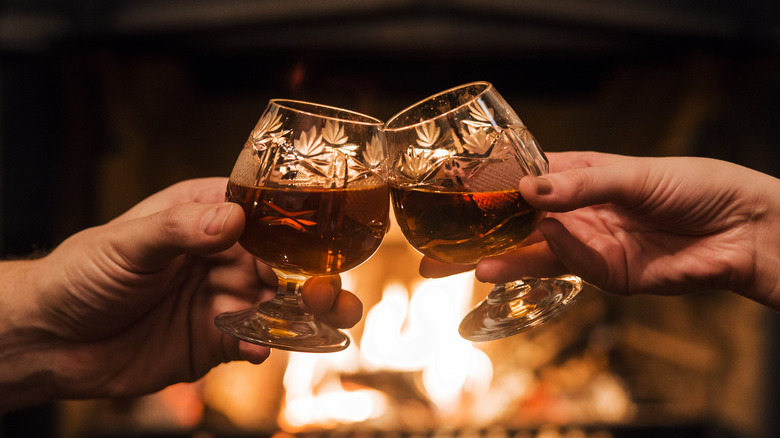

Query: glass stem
260 269 310 320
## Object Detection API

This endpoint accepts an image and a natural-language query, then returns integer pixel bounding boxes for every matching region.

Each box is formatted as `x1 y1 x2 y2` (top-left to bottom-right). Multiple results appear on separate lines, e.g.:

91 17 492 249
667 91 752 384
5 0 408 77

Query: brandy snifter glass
384 81 582 341
215 99 389 353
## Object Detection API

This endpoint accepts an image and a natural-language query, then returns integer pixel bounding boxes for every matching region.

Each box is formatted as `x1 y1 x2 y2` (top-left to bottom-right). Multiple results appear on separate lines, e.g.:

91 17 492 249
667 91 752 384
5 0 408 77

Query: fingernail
532 176 553 195
203 203 234 235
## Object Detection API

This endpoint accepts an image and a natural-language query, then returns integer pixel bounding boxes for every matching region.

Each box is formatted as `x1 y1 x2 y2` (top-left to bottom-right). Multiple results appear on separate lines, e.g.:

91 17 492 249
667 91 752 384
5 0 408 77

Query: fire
283 380 388 428
362 274 493 415
279 337 388 429
278 272 494 431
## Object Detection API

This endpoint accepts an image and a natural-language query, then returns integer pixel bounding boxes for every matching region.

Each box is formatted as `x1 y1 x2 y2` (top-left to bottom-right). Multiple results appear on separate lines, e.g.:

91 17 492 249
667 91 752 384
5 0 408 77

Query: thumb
113 202 245 272
519 159 650 213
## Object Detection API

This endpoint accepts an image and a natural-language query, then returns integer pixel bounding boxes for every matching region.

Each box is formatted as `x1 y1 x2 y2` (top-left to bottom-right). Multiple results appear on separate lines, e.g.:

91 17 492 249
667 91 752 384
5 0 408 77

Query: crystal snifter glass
216 99 389 352
384 82 582 341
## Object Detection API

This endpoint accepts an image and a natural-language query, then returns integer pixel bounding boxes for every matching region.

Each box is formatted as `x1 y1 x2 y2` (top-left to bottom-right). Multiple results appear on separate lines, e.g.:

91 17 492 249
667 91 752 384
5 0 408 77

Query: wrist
0 258 60 412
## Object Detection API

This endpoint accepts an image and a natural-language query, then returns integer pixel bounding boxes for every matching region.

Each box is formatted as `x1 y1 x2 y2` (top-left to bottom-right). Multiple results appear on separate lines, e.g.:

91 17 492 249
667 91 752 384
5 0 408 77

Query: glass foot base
215 305 350 353
459 275 582 342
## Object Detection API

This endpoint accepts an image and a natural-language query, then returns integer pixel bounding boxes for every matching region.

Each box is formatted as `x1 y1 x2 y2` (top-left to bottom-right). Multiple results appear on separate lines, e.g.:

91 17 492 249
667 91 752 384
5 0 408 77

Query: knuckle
158 203 192 238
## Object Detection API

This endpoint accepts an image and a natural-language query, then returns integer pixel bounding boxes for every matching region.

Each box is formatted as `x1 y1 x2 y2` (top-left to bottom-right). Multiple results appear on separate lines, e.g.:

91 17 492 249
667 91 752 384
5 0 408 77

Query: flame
280 336 390 430
283 379 387 428
360 282 430 370
279 271 494 430
279 273 390 431
362 273 493 415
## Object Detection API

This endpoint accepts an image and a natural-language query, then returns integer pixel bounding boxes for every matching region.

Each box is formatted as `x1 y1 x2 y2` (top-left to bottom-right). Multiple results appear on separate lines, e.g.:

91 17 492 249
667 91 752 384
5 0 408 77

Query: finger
419 257 476 278
537 218 620 294
323 290 363 328
475 240 567 283
300 275 340 315
300 276 364 328
544 151 622 173
113 202 245 273
514 228 546 246
519 156 649 213
115 177 230 223
220 332 272 365
255 261 279 286
238 342 272 364
206 246 268 303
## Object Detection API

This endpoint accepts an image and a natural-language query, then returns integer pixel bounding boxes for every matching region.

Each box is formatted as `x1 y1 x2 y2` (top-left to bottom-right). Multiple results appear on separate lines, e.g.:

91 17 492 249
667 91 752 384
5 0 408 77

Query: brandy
391 184 543 264
227 181 389 275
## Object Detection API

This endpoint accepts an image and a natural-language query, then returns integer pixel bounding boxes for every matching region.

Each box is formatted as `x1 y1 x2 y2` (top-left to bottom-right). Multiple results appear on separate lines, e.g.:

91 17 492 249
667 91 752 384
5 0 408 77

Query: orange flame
279 272 495 430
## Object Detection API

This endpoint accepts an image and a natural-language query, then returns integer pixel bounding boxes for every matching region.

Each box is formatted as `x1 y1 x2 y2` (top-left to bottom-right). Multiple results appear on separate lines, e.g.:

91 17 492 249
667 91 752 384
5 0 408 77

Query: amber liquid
227 181 389 275
391 184 543 264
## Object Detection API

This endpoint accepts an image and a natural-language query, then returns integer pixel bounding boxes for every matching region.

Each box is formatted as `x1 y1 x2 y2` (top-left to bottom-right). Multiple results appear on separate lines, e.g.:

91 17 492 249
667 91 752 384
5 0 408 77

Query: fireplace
2 1 780 437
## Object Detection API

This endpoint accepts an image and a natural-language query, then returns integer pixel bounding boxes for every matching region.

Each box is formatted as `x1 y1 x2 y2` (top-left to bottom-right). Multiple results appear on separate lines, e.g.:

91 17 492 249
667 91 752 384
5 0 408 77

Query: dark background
2 1 779 437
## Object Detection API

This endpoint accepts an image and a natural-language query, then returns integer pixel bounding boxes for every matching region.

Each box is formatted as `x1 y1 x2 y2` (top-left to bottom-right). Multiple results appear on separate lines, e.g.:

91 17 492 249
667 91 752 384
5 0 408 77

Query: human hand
422 152 780 311
1 177 362 411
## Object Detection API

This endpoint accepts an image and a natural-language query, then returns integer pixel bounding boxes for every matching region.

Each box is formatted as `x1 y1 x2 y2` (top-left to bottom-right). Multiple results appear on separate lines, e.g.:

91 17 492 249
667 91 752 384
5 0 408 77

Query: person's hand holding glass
215 100 389 353
384 82 582 341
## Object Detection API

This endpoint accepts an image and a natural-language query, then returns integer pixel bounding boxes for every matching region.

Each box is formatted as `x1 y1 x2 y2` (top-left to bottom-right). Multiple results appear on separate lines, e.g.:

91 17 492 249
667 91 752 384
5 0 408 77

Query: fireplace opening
2 2 779 437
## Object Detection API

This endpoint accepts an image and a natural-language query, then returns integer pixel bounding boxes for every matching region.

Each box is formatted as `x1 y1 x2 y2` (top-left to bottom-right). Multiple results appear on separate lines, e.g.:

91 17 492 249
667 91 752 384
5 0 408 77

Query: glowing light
360 273 494 414
280 271 496 430
284 386 387 428
360 282 431 370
